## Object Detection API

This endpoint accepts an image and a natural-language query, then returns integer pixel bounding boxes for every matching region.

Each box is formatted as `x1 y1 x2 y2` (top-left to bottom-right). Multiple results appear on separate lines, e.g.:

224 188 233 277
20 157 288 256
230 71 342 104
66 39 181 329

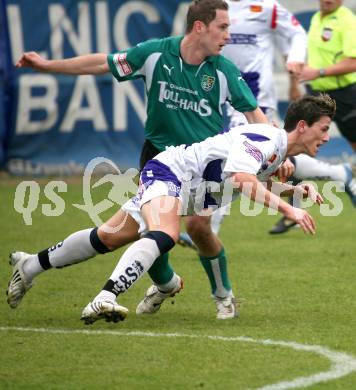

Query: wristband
319 68 326 77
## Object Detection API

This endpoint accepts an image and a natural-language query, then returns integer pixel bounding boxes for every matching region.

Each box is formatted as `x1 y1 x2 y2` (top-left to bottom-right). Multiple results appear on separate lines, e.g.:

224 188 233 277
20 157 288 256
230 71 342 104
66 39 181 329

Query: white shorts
122 180 186 234
122 158 186 234
121 158 237 234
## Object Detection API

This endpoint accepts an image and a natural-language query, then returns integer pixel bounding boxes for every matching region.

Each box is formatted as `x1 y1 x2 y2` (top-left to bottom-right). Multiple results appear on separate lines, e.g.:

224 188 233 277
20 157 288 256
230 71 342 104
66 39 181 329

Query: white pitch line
1 326 356 390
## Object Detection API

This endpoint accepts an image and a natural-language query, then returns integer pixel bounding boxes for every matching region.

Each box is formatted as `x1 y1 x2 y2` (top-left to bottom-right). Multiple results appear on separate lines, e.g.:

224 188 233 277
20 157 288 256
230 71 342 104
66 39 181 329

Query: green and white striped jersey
108 35 257 151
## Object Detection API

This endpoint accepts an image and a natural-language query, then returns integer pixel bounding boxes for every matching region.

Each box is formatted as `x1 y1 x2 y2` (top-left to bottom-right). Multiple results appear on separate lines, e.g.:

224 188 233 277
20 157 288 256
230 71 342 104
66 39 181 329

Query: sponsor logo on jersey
229 33 257 45
201 75 215 91
321 27 333 42
250 5 262 12
243 141 262 162
163 64 174 76
158 81 212 117
113 53 132 76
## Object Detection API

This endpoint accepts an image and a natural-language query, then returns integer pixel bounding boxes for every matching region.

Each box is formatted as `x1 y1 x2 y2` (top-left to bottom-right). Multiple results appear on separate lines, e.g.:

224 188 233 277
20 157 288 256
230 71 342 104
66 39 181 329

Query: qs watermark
13 157 346 229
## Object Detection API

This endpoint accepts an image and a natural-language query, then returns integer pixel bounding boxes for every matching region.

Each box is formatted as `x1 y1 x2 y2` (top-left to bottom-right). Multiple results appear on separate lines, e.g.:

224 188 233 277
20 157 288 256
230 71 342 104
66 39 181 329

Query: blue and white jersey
222 0 306 110
123 124 287 225
156 124 287 186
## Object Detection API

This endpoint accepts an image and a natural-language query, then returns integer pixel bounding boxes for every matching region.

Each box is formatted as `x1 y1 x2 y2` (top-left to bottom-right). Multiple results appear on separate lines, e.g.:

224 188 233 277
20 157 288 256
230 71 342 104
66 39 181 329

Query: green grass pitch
0 178 355 389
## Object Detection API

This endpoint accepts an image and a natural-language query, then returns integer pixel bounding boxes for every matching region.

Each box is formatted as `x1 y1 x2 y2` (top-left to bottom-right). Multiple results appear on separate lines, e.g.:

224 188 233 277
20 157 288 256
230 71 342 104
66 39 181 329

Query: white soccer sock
23 255 44 281
93 290 116 302
294 154 348 182
210 206 228 235
47 229 99 267
23 228 99 281
95 237 161 301
156 273 180 293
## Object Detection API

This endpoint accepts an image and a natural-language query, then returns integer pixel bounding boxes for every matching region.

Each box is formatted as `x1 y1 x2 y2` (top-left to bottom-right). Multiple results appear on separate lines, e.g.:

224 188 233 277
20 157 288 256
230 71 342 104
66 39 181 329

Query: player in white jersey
177 0 303 247
223 0 306 122
7 94 335 324
16 0 280 320
220 0 356 234
122 124 289 232
75 94 334 324
12 0 266 321
270 14 356 233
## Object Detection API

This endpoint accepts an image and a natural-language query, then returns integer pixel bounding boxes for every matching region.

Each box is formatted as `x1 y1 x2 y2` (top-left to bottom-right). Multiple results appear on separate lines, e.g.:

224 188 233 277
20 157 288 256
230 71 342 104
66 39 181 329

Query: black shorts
139 139 160 171
307 83 356 143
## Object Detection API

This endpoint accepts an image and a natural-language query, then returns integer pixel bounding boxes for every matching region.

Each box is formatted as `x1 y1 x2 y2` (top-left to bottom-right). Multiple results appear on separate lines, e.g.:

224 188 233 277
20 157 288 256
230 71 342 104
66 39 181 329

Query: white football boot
81 300 129 325
136 276 183 315
214 294 238 320
7 252 33 308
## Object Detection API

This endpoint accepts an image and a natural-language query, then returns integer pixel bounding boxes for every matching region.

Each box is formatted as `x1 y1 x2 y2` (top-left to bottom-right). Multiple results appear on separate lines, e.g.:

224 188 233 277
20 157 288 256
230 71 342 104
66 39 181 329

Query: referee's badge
321 27 333 41
201 75 215 91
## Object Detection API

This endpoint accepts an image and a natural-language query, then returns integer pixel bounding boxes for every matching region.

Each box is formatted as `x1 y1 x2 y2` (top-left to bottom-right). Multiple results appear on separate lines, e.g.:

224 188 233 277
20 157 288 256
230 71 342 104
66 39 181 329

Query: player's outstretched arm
276 159 295 182
16 52 109 75
268 181 324 205
286 61 304 77
244 107 269 124
283 207 316 235
295 183 324 205
231 172 317 234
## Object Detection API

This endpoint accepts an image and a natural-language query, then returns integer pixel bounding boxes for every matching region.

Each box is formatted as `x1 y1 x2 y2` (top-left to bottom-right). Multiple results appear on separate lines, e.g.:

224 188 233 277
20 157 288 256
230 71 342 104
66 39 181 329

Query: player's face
303 115 331 157
319 0 342 15
203 9 230 56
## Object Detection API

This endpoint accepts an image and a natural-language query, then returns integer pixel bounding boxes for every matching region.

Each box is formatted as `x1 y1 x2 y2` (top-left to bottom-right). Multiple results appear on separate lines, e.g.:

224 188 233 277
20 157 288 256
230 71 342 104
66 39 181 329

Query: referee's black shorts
307 83 356 143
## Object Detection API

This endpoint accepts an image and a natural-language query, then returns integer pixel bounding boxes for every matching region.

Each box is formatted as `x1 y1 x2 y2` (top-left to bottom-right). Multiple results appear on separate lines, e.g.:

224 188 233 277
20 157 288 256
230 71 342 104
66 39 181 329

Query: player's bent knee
96 227 128 251
90 227 113 253
144 230 176 254
185 216 212 238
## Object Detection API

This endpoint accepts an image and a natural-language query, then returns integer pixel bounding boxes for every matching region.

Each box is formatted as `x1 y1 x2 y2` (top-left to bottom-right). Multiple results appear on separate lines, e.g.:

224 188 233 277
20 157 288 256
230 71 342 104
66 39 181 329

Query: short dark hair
186 0 229 33
284 94 336 132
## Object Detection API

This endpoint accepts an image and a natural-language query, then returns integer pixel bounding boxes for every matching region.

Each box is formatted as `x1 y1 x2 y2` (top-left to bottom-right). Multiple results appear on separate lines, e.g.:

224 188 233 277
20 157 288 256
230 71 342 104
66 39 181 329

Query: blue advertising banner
1 1 354 175
0 0 13 167
2 0 190 175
